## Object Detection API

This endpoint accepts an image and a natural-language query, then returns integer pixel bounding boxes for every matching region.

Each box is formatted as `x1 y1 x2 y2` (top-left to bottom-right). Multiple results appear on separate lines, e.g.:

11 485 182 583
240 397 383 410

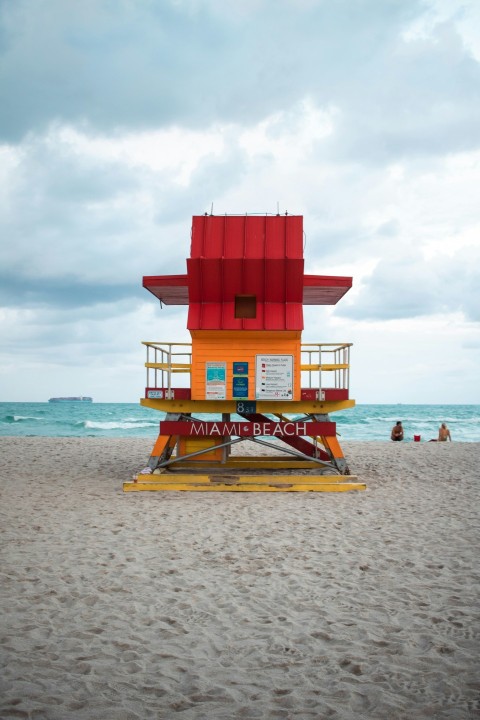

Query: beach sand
1 437 479 719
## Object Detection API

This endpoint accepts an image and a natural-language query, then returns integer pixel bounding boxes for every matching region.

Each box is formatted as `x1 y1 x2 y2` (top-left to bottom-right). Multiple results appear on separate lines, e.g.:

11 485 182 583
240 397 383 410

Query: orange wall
190 330 301 401
177 437 223 461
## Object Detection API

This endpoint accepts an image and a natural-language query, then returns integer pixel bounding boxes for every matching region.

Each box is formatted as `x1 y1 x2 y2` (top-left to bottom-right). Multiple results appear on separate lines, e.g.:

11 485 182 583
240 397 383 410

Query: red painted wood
303 274 352 305
145 388 192 399
323 389 349 401
145 388 349 402
300 388 349 401
236 412 333 460
143 275 189 304
159 420 336 437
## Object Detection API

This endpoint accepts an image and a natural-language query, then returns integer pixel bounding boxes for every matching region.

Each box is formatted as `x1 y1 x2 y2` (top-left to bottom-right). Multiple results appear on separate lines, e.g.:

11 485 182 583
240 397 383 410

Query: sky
0 0 479 404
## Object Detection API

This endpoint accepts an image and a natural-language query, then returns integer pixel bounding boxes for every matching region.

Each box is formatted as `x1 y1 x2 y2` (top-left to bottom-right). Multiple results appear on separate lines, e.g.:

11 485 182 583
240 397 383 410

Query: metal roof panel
303 274 352 305
190 215 304 259
143 275 189 304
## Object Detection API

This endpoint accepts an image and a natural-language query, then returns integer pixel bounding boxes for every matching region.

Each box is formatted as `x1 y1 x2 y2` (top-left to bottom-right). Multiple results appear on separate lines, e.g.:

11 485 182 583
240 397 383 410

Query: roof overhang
302 275 352 304
143 273 352 306
143 275 189 304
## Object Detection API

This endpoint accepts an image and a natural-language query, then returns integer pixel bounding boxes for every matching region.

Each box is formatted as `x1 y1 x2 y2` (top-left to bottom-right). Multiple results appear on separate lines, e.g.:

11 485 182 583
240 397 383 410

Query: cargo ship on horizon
48 396 93 403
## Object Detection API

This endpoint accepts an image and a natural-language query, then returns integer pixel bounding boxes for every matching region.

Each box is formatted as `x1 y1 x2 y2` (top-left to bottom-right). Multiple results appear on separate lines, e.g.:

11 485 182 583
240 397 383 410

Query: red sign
159 421 336 437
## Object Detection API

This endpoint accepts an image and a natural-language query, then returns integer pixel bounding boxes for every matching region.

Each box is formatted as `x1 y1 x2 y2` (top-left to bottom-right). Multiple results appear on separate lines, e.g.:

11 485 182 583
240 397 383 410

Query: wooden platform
123 473 365 492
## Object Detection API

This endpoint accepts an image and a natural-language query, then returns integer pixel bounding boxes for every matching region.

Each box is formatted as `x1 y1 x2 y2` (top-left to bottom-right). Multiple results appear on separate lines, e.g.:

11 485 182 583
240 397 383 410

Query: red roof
190 214 304 259
143 273 352 306
143 215 352 330
303 274 352 304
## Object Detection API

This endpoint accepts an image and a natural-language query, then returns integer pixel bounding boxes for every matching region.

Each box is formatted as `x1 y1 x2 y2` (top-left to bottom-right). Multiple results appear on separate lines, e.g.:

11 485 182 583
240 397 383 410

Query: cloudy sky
1 0 479 404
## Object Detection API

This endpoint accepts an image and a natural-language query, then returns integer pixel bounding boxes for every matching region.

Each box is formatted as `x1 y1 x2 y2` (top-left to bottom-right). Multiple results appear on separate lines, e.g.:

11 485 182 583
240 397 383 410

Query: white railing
300 343 351 392
143 341 352 396
144 342 192 398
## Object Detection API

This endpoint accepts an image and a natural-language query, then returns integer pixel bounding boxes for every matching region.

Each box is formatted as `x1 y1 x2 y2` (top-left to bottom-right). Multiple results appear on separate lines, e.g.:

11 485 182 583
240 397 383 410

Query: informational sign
233 376 249 398
205 362 226 400
233 361 248 375
159 421 336 437
147 389 163 399
255 355 294 400
147 389 176 399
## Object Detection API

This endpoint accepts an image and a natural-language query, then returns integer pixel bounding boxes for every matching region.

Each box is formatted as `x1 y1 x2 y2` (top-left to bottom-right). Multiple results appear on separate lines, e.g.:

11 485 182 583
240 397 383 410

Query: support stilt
126 412 363 492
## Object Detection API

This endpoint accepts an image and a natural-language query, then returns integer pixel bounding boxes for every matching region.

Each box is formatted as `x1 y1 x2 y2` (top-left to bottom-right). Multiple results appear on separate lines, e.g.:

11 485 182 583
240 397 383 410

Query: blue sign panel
233 376 249 398
236 401 257 414
233 361 248 376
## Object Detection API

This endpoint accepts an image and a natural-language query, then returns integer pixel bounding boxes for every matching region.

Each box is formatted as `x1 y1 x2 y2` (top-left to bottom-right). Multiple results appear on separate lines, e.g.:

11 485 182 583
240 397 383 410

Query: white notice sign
205 362 227 400
255 355 293 400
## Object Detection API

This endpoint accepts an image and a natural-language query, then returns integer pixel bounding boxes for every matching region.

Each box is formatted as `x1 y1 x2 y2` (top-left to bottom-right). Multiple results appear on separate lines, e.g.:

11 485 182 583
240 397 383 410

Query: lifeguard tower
123 214 364 492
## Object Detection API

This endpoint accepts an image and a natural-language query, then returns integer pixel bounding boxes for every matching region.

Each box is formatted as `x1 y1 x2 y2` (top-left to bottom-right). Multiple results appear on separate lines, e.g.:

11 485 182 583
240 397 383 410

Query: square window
235 295 256 318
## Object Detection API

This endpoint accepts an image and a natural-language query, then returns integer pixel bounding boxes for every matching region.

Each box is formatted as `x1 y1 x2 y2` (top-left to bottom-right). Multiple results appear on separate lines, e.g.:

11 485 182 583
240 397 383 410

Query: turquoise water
0 402 478 442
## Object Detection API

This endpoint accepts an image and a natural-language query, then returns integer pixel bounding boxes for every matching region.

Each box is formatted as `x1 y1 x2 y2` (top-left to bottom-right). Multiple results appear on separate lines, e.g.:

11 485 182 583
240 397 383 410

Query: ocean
0 402 478 442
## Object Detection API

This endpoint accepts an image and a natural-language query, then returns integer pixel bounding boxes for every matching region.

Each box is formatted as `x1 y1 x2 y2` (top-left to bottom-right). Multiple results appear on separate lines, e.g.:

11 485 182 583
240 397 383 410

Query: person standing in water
438 423 452 441
391 421 404 441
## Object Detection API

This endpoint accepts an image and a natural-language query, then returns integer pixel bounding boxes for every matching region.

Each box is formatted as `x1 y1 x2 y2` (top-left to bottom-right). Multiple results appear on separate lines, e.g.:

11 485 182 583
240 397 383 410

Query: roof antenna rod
276 201 280 216
210 202 214 215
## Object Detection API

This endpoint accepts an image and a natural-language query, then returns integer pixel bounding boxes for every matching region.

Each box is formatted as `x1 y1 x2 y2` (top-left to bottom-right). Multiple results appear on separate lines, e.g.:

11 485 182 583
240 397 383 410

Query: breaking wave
83 420 158 430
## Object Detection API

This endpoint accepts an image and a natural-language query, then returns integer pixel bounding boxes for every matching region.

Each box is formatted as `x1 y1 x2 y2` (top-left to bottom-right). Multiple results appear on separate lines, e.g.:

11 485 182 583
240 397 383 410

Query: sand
0 437 479 720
